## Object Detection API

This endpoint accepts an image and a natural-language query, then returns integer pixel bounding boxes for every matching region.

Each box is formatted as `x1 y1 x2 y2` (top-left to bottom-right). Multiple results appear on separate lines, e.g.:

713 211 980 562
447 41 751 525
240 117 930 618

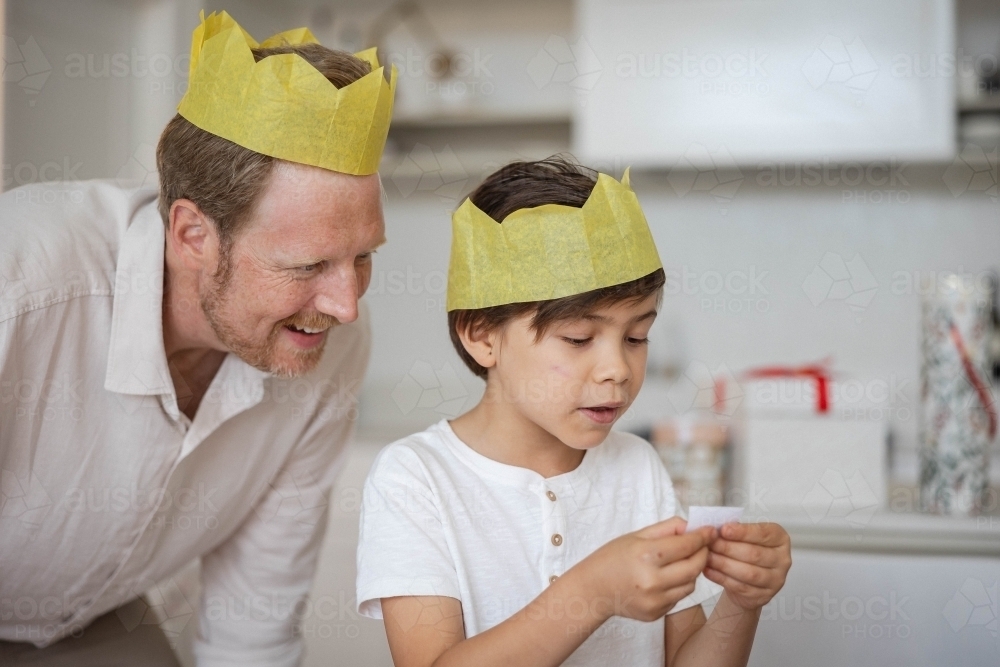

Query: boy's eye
627 336 650 345
561 337 592 347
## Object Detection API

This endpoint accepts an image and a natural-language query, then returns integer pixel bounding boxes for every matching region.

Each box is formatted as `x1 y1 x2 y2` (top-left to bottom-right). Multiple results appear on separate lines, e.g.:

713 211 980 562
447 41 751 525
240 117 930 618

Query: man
0 11 395 666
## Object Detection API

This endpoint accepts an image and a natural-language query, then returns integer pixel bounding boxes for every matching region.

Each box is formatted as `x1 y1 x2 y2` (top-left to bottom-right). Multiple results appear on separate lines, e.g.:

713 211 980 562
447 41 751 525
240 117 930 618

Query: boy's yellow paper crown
447 169 663 311
177 11 396 176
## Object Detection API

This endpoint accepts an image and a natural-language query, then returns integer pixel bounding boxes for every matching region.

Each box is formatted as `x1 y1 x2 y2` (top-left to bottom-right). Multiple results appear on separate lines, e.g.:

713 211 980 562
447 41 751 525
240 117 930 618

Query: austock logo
3 35 52 103
802 35 878 99
802 252 878 319
666 144 744 213
1 468 53 532
392 361 469 418
526 35 602 97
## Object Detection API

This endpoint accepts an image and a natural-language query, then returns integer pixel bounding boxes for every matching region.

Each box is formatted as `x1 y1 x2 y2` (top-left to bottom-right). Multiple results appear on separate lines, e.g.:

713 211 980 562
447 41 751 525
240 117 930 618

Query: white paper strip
685 506 744 533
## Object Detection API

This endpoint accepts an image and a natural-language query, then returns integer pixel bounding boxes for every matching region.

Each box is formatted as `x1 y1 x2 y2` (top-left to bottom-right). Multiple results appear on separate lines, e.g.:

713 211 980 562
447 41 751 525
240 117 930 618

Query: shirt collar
434 419 601 489
103 200 274 395
104 199 173 396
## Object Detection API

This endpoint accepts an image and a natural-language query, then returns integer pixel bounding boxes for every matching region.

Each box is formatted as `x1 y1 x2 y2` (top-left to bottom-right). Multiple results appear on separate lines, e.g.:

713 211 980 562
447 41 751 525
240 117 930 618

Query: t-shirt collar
434 418 601 489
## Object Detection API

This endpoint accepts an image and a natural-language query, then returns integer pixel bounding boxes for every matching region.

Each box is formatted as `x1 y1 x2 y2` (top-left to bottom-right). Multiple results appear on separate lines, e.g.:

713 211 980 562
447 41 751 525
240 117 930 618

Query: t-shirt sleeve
355 443 461 619
644 441 724 615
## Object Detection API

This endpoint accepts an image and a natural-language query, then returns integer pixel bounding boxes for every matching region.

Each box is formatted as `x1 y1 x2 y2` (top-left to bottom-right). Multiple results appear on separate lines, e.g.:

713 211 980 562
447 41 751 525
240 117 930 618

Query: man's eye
561 337 591 347
356 253 373 263
298 263 321 273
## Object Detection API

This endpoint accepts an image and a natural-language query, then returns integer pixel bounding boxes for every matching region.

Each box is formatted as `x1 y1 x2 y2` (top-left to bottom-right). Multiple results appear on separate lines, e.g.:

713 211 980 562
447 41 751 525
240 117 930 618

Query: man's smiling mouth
286 324 328 334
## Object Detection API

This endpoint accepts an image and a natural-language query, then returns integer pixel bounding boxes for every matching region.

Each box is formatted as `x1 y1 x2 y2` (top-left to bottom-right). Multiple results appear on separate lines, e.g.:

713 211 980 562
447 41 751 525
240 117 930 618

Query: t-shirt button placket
543 485 565 588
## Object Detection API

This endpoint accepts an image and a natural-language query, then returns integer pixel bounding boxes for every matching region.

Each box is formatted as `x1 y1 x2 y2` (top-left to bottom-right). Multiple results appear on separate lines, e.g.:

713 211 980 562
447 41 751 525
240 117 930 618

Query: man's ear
167 198 218 271
457 323 500 372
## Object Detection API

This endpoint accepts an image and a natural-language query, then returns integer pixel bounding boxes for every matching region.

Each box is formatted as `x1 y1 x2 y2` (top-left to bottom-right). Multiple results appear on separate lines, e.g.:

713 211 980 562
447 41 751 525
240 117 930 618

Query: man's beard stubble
199 255 337 378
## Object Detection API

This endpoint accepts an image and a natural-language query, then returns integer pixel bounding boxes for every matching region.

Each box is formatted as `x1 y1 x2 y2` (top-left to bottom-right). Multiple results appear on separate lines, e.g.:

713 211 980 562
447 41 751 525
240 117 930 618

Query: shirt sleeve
644 442 724 615
355 442 461 619
192 307 371 667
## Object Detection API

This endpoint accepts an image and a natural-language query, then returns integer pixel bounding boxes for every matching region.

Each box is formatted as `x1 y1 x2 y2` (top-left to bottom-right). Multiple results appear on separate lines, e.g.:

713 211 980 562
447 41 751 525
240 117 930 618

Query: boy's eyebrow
632 309 658 323
581 309 658 324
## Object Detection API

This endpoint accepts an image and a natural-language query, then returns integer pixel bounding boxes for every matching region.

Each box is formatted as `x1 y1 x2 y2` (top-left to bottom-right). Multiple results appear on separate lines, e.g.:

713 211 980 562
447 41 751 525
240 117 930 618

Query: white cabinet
575 0 956 166
751 548 999 667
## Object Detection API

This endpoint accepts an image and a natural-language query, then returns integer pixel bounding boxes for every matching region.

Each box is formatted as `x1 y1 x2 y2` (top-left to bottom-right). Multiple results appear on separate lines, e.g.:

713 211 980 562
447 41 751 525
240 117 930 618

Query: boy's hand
704 522 791 611
576 517 715 623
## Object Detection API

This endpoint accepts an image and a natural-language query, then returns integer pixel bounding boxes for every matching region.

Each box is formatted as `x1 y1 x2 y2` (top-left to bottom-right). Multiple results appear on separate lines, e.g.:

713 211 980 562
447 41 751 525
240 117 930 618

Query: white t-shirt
356 420 721 667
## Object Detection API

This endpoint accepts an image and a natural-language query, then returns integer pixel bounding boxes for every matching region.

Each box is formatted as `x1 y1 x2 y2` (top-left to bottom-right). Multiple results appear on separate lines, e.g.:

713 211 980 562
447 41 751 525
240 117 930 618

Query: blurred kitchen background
4 0 999 665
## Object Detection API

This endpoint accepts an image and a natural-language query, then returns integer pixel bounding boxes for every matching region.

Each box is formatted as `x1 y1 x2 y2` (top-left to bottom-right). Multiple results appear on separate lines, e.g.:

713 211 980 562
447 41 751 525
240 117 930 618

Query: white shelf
756 510 1000 557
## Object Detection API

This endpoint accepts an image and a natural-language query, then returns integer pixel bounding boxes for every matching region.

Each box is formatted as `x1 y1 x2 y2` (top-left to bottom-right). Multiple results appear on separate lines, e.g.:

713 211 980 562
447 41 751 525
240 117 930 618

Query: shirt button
551 533 563 546
546 490 557 501
549 574 559 584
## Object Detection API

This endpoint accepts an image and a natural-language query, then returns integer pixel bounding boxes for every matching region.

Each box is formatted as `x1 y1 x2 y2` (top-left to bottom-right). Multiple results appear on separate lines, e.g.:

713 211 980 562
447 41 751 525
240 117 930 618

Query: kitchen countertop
766 510 1000 557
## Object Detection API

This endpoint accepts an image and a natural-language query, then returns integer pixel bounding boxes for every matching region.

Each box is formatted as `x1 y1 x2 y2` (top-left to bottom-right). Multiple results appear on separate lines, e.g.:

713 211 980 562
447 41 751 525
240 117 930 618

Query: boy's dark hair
449 156 666 379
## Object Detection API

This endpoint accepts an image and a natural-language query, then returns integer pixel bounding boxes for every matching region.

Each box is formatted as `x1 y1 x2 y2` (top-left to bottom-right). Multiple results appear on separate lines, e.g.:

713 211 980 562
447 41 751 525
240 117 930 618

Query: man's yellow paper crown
447 169 663 311
177 11 396 176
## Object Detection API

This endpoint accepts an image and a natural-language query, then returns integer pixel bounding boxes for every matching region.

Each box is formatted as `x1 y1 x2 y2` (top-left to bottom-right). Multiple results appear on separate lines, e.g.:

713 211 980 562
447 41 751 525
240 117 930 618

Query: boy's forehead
556 294 660 326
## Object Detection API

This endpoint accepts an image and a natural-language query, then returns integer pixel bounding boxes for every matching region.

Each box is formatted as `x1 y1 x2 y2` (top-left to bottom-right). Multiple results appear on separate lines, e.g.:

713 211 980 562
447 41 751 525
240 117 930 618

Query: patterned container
919 277 997 515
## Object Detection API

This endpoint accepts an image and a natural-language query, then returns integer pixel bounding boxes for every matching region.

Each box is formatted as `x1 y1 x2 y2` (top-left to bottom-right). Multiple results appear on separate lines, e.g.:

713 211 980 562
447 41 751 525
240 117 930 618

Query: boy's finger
709 538 779 568
637 516 687 539
705 551 774 589
703 566 768 599
658 544 711 585
719 521 788 548
648 531 711 566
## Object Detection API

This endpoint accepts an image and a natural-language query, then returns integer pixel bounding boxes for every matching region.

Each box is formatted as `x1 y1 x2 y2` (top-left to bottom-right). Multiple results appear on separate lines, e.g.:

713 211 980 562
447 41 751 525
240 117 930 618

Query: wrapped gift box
730 364 888 524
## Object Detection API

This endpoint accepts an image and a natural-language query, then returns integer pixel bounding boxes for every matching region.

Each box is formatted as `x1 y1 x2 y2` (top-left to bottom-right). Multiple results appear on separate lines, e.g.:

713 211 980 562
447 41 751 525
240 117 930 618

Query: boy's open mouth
578 403 624 425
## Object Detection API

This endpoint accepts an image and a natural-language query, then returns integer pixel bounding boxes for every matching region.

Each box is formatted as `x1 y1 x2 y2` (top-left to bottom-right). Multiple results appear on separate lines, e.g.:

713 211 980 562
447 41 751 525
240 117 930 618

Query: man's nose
313 266 359 324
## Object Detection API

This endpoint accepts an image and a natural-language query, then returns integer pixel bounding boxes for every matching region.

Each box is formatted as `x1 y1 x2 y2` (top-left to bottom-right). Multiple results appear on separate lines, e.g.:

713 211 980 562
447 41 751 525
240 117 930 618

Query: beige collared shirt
0 181 370 666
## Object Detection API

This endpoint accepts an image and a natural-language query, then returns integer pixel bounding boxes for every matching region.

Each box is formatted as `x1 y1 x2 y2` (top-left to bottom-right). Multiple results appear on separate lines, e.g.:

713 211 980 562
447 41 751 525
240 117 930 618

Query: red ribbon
948 321 998 439
743 361 832 413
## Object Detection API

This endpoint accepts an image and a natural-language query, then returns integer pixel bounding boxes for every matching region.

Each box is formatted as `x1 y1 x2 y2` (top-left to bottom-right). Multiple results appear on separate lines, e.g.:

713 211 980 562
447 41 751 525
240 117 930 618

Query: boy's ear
457 323 499 372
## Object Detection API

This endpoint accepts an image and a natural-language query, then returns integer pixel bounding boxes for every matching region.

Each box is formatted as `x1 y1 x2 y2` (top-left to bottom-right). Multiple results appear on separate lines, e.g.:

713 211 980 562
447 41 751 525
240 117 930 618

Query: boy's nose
595 344 632 384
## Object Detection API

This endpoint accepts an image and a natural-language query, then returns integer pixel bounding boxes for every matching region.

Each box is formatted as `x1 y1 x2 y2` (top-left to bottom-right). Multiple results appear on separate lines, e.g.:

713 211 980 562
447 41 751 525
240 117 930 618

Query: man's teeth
289 325 325 334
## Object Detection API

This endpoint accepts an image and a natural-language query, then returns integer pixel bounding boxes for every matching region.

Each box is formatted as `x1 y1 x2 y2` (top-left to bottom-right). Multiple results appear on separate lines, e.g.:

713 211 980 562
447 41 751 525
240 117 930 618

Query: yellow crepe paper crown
447 169 663 311
177 10 396 176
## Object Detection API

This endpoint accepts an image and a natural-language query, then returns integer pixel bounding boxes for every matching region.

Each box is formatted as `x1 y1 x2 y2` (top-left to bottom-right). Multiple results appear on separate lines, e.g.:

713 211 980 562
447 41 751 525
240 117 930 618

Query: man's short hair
156 44 372 261
448 156 666 379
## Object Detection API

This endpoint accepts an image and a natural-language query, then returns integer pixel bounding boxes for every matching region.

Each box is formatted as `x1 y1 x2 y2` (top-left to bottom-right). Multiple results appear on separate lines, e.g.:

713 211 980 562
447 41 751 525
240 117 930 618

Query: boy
356 157 791 666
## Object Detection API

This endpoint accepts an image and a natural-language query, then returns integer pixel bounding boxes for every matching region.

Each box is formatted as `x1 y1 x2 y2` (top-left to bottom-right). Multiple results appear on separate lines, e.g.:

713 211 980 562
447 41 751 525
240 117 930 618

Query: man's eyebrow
278 236 387 266
367 236 388 252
